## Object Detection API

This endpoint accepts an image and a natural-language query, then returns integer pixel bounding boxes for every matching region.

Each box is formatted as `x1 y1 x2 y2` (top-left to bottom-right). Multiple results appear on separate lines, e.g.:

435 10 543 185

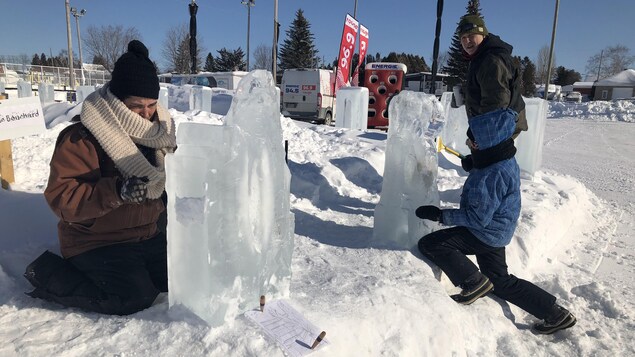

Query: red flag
352 24 369 87
335 14 359 92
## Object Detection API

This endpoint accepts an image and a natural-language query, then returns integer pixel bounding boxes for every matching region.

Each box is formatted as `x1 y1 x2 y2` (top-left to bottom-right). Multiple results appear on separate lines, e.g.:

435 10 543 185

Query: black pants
418 226 556 319
29 232 167 315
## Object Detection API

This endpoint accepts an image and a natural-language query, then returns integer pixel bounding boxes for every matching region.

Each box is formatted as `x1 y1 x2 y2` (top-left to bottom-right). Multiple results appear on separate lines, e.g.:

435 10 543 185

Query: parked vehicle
158 72 248 90
281 69 335 125
564 91 582 103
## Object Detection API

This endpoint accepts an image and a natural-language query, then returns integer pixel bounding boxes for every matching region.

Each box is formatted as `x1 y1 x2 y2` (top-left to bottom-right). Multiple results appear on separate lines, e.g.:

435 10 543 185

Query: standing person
416 108 576 335
24 40 177 315
457 14 527 172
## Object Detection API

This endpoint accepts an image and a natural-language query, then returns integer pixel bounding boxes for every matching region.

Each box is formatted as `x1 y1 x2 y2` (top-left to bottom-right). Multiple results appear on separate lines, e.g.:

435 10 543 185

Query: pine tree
279 9 319 70
520 56 537 97
31 54 41 65
40 53 49 67
212 48 246 71
204 53 216 72
553 66 581 86
443 0 482 85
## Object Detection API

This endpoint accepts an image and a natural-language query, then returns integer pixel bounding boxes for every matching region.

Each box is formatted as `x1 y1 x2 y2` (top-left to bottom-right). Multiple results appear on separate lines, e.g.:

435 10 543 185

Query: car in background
564 91 582 103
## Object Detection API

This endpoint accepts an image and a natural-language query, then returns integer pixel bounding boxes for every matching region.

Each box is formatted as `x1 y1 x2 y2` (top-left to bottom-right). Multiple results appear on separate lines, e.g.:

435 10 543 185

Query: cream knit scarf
80 84 176 199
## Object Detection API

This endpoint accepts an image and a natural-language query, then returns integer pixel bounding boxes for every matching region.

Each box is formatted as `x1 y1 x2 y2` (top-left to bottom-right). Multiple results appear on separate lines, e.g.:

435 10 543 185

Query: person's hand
415 206 442 222
119 176 149 203
461 154 473 172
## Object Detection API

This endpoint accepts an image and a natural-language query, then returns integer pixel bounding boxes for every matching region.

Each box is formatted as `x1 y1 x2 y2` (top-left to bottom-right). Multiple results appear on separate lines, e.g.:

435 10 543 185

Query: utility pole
544 0 559 101
65 0 75 89
71 7 86 85
596 50 604 81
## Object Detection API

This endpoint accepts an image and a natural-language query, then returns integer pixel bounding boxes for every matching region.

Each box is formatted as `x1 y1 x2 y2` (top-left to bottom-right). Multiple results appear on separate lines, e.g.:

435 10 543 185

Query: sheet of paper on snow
245 299 329 356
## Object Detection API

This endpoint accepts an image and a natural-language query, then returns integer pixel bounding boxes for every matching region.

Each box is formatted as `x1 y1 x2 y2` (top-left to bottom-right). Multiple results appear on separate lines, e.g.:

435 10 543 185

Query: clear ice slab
165 70 294 326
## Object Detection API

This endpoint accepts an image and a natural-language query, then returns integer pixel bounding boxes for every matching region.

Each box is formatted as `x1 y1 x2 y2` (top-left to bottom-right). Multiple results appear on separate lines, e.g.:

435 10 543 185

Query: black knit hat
109 40 159 100
457 15 488 37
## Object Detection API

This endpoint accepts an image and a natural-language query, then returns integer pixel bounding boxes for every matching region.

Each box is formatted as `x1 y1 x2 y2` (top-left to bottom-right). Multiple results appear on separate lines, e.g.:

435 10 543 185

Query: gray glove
119 176 149 203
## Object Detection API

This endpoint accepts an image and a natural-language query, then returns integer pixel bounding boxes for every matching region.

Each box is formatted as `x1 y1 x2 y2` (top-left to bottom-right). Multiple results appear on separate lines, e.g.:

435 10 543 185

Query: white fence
0 63 110 88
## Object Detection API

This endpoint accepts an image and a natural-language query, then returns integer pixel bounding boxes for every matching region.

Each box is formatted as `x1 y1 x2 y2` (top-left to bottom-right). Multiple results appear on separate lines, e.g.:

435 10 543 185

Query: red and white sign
301 84 316 91
351 24 369 87
335 14 359 92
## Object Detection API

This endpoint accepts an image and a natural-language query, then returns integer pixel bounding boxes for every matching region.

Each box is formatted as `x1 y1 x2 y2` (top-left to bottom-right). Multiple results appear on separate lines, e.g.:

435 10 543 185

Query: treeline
7 1 632 89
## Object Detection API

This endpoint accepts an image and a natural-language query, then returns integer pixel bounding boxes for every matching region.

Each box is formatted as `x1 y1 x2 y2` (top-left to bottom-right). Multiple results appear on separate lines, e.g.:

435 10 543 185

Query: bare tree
432 51 449 72
162 24 204 73
0 54 30 65
252 44 272 70
535 45 556 84
585 45 634 80
83 25 142 73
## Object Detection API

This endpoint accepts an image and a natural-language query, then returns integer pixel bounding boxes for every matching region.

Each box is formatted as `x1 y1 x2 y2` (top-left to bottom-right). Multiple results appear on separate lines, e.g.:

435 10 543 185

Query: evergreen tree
519 56 537 97
213 48 246 71
40 53 49 67
31 54 41 65
443 0 482 85
92 55 108 68
379 52 429 73
279 9 319 70
204 53 216 72
553 66 582 86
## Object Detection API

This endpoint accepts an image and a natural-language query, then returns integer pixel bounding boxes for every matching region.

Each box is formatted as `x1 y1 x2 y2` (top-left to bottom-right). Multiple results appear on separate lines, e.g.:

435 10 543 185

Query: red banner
335 14 359 93
351 24 369 86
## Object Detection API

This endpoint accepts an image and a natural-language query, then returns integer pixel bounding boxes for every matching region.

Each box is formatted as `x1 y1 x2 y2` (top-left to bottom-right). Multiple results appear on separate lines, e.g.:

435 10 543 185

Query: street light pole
70 7 86 85
241 0 255 71
272 0 278 81
64 0 75 89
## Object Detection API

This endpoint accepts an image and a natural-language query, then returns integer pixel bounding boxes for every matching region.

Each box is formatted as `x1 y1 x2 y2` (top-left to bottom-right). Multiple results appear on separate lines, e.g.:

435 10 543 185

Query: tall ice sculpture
371 91 445 250
165 70 294 326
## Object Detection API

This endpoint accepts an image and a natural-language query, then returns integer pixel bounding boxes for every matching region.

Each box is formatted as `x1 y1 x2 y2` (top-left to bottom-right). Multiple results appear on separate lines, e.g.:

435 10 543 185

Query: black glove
461 155 473 172
415 205 442 222
119 176 149 203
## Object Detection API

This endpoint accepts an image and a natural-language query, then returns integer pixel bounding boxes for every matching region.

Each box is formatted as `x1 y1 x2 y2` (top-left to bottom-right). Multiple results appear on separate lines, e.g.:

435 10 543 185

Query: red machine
364 62 407 128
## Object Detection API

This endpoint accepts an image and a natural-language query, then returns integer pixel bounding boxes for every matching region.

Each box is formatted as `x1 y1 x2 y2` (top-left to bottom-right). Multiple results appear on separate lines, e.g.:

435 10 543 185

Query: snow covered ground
0 97 634 356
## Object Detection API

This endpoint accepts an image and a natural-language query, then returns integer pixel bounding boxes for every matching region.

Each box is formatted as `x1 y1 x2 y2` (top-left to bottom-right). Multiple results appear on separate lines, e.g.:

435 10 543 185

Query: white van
281 69 335 125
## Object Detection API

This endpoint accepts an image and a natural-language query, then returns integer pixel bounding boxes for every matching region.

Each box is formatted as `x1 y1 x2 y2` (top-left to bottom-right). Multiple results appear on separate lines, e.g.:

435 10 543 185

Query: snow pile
0 98 633 356
548 100 635 122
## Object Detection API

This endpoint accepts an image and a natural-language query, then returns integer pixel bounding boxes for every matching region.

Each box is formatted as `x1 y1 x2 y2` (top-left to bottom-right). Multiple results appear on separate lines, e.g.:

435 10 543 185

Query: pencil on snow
311 331 326 349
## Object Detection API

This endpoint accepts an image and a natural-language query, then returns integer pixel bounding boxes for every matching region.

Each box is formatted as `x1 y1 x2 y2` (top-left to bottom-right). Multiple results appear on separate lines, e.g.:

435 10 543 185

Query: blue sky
4 0 634 78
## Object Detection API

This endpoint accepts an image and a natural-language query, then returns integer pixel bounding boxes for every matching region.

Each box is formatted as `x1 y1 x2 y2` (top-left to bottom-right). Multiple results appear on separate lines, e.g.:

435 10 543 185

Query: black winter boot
533 304 577 334
24 250 90 297
24 251 67 289
451 272 493 305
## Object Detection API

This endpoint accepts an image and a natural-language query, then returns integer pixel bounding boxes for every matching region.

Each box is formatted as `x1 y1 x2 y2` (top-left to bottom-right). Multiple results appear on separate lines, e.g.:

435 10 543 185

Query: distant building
592 69 635 100
403 72 453 96
572 82 594 97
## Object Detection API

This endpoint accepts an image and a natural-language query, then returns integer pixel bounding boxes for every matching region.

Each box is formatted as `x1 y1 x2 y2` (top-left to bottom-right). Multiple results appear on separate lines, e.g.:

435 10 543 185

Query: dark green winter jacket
464 34 527 138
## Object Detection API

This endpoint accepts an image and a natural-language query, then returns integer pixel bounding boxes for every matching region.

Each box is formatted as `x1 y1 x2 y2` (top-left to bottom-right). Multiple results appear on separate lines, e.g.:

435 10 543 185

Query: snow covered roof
595 69 635 86
573 81 594 88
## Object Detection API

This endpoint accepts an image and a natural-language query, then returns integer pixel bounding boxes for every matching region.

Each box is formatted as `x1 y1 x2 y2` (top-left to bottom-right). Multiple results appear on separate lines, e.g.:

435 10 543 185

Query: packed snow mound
549 100 635 122
1 99 634 356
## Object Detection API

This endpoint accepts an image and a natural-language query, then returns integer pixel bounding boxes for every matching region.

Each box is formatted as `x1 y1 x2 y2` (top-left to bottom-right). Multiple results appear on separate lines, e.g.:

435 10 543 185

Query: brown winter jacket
44 121 164 258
